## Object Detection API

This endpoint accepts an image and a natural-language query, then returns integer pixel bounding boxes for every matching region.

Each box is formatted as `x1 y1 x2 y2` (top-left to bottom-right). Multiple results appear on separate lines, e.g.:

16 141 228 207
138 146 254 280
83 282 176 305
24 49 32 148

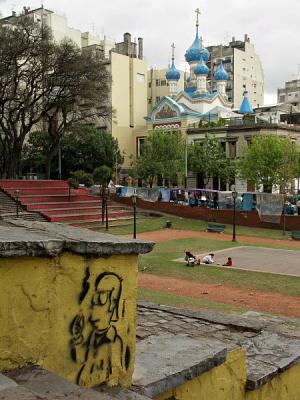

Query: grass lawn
138 288 248 314
110 214 289 241
139 237 300 297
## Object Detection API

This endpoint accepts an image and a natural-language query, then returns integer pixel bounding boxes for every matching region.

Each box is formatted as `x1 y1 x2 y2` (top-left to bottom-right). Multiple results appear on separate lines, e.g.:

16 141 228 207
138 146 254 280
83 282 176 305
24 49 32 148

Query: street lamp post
15 189 20 218
105 187 109 231
232 190 238 242
131 190 137 239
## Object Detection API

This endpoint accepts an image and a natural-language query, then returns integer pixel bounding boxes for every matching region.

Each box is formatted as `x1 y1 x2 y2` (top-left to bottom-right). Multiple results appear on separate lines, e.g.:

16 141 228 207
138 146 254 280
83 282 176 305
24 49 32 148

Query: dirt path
133 229 300 248
139 273 300 318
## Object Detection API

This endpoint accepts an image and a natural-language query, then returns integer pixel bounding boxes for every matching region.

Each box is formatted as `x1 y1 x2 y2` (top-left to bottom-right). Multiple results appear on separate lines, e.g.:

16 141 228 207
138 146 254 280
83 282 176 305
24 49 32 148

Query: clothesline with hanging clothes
116 186 286 220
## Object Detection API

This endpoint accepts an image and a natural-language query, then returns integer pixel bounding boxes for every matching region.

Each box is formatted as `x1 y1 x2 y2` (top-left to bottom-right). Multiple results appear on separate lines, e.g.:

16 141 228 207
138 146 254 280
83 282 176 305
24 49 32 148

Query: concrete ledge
132 333 227 398
0 220 154 258
138 301 266 332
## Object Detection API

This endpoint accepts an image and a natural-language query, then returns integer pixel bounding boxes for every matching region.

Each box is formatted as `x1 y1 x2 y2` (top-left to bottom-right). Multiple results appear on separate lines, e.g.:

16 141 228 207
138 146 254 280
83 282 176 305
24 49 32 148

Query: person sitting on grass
223 257 232 267
202 253 215 264
184 250 199 266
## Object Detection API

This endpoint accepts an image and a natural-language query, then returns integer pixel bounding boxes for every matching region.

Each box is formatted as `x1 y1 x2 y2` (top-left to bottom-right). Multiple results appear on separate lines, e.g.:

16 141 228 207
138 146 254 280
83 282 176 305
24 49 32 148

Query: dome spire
166 43 180 82
195 7 201 36
171 42 175 65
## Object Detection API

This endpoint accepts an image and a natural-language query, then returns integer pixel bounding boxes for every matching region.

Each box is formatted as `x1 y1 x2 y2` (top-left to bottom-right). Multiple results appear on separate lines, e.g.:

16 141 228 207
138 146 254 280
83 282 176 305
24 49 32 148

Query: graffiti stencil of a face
90 273 121 332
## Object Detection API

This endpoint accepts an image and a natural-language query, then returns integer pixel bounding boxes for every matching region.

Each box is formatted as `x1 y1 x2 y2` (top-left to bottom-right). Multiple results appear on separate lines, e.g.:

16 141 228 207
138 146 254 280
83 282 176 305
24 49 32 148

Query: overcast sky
1 0 299 104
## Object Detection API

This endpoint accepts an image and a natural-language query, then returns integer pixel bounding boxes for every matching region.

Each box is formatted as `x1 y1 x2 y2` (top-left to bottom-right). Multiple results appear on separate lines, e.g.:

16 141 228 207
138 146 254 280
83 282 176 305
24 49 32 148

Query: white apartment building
278 79 300 111
0 7 148 168
147 68 185 114
207 35 264 109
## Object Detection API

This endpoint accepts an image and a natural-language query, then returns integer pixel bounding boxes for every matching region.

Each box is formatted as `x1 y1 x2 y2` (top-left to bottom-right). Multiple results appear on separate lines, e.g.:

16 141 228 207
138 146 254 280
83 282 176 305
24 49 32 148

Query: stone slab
0 374 17 391
132 333 227 398
98 387 152 400
138 302 266 332
5 366 115 400
0 220 154 258
0 385 43 400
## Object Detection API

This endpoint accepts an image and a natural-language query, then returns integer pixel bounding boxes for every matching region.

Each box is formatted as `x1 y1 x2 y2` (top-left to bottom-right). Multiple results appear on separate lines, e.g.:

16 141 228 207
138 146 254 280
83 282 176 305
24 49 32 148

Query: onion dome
166 60 180 81
214 61 229 81
185 31 202 62
239 89 254 114
194 56 209 76
201 44 210 62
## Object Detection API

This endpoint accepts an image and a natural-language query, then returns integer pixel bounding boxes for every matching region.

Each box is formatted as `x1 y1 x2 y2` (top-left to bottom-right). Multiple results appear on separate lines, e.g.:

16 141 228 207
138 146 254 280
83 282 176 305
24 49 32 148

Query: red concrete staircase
0 180 133 229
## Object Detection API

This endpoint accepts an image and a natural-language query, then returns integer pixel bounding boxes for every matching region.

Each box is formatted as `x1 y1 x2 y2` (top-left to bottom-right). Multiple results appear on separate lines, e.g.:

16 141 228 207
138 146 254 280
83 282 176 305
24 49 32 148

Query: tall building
147 67 185 114
0 7 148 168
206 35 264 109
277 79 300 111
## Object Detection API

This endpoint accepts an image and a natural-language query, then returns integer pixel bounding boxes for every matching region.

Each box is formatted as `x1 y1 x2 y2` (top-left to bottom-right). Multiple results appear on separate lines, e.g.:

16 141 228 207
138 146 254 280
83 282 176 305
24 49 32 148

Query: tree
188 134 235 187
237 134 299 193
21 125 123 178
0 16 111 178
132 130 185 187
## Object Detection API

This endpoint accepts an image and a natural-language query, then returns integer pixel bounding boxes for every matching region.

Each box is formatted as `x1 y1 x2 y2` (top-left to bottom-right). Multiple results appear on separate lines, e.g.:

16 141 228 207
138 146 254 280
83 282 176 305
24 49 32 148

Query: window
160 80 167 86
137 138 145 157
136 73 145 83
148 82 152 88
156 96 160 103
148 98 152 104
156 79 160 86
228 141 237 158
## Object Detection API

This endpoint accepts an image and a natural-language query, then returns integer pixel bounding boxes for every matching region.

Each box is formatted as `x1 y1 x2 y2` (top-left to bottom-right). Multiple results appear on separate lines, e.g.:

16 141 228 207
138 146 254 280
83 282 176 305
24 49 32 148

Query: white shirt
203 255 214 264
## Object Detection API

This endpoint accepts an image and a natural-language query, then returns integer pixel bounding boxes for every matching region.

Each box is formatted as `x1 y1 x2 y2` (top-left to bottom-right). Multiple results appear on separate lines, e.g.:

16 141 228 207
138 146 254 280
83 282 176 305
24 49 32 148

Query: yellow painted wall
155 348 247 400
0 253 138 388
111 52 148 167
245 364 300 400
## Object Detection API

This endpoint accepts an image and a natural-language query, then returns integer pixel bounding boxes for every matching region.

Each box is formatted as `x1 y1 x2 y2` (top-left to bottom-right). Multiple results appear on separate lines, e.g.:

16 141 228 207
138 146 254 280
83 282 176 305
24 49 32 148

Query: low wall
0 220 154 389
113 196 300 231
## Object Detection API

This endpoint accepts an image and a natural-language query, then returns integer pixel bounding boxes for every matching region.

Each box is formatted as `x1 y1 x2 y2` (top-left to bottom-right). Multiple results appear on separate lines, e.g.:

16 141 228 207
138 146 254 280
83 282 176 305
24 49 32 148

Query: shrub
69 170 94 187
93 165 112 185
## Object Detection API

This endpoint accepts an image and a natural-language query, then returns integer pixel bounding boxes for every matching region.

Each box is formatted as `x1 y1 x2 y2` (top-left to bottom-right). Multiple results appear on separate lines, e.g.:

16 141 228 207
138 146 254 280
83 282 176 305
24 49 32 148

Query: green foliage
20 125 123 178
67 177 79 189
93 165 112 185
237 135 300 192
21 131 50 174
69 170 94 187
188 134 235 185
60 125 123 176
132 130 185 187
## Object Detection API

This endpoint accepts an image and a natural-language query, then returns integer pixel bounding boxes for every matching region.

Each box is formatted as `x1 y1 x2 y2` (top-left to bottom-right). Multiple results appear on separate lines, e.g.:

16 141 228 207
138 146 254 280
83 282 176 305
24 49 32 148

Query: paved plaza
198 246 300 277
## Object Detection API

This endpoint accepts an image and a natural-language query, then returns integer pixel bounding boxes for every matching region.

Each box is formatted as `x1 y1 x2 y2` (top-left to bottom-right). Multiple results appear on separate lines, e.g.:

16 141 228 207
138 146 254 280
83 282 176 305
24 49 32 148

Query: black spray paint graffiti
70 271 131 386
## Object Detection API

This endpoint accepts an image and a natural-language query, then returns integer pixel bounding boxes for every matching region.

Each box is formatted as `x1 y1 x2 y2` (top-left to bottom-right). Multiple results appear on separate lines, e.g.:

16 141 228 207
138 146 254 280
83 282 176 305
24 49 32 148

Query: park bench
207 223 226 233
291 231 300 241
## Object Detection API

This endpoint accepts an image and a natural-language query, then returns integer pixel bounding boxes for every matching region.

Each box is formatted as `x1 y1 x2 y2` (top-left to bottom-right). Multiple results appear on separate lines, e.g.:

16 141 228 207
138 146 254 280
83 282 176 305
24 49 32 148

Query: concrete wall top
0 220 154 258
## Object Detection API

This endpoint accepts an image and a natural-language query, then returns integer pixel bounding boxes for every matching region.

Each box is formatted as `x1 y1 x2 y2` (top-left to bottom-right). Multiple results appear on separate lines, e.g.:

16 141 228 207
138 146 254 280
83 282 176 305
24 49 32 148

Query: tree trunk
5 145 22 179
45 143 60 179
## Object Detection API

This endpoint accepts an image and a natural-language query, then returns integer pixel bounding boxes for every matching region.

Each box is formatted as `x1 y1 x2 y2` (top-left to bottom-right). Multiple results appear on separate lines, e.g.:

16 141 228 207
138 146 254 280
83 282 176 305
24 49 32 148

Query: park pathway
138 273 300 318
132 229 300 248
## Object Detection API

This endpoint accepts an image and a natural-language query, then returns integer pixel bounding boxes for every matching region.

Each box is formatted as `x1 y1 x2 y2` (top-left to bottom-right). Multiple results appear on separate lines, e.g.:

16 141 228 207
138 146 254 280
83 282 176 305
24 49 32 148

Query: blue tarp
160 188 171 202
242 193 253 211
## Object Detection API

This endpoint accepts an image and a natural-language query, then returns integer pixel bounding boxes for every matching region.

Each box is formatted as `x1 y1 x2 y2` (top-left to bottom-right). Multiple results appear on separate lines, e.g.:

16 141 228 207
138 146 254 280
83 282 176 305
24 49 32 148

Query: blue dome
185 32 202 62
239 90 254 114
214 62 229 81
166 61 180 81
194 56 209 76
201 47 210 62
185 32 210 63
